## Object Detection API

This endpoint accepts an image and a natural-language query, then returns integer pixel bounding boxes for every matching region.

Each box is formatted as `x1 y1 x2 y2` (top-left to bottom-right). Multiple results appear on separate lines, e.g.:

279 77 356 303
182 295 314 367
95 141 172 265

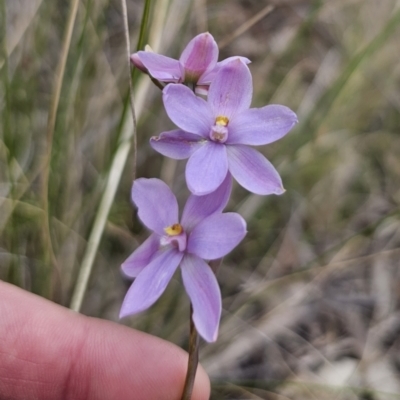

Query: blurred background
2 0 400 398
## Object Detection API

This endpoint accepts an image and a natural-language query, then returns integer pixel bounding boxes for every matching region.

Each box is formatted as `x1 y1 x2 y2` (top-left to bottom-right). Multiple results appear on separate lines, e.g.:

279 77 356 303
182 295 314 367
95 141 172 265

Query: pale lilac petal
132 178 179 235
179 33 218 82
187 212 246 260
198 56 251 85
137 52 181 82
216 56 251 68
208 59 252 119
163 84 213 137
195 86 209 96
130 53 147 73
181 254 221 342
227 105 298 145
227 145 285 195
121 233 160 278
186 141 228 195
120 248 183 318
150 130 204 160
181 173 232 232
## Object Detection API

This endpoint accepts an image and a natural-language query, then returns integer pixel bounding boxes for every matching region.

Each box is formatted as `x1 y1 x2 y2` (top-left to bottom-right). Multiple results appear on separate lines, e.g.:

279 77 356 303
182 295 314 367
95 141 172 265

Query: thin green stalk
0 0 11 167
1 0 16 285
69 0 168 312
41 0 80 298
120 0 137 180
137 0 153 51
181 306 200 400
0 0 10 141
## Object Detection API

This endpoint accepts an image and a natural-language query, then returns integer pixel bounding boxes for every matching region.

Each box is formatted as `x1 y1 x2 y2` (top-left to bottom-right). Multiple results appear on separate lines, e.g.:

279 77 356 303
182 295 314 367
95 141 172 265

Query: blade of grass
0 0 10 156
69 0 169 313
218 4 275 50
40 0 80 299
120 0 137 181
0 0 43 70
294 6 400 149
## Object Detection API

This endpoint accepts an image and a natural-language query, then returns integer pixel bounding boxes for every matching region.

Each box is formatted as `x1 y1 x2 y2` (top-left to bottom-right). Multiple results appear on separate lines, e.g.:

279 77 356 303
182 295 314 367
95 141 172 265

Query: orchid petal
227 145 284 195
150 130 204 160
194 85 209 96
181 254 221 342
216 56 251 68
181 173 232 232
120 248 183 318
132 178 179 235
186 141 228 195
130 53 147 73
198 56 251 85
227 105 298 145
121 233 160 278
163 84 213 137
137 52 181 82
208 59 252 119
179 33 218 82
187 212 246 260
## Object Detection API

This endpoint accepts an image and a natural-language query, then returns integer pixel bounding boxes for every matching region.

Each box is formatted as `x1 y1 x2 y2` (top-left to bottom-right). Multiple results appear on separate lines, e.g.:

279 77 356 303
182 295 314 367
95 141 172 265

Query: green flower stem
181 259 222 399
181 305 200 400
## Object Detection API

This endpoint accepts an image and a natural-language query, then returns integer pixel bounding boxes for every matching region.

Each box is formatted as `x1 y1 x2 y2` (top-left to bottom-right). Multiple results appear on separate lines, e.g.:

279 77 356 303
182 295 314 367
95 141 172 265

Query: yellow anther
215 116 229 126
164 223 183 236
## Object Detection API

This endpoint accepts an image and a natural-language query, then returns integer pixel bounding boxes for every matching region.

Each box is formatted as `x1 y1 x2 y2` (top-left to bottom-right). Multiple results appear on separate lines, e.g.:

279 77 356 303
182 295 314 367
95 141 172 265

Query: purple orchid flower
120 175 246 342
130 32 250 94
150 59 298 196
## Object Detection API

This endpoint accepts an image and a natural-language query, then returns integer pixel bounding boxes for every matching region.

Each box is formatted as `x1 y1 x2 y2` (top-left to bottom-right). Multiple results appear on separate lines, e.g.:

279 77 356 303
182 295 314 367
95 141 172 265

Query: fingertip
192 363 211 400
0 281 211 400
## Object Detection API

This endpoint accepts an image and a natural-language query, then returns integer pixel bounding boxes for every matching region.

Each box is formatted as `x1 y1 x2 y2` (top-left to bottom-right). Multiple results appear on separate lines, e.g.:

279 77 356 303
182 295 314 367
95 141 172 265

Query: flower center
164 223 183 236
210 116 229 143
215 116 229 126
161 223 187 252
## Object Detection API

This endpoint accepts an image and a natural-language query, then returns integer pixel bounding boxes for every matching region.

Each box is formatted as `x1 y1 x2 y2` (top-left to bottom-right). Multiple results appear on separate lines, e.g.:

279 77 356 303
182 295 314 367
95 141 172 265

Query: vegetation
2 0 400 398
